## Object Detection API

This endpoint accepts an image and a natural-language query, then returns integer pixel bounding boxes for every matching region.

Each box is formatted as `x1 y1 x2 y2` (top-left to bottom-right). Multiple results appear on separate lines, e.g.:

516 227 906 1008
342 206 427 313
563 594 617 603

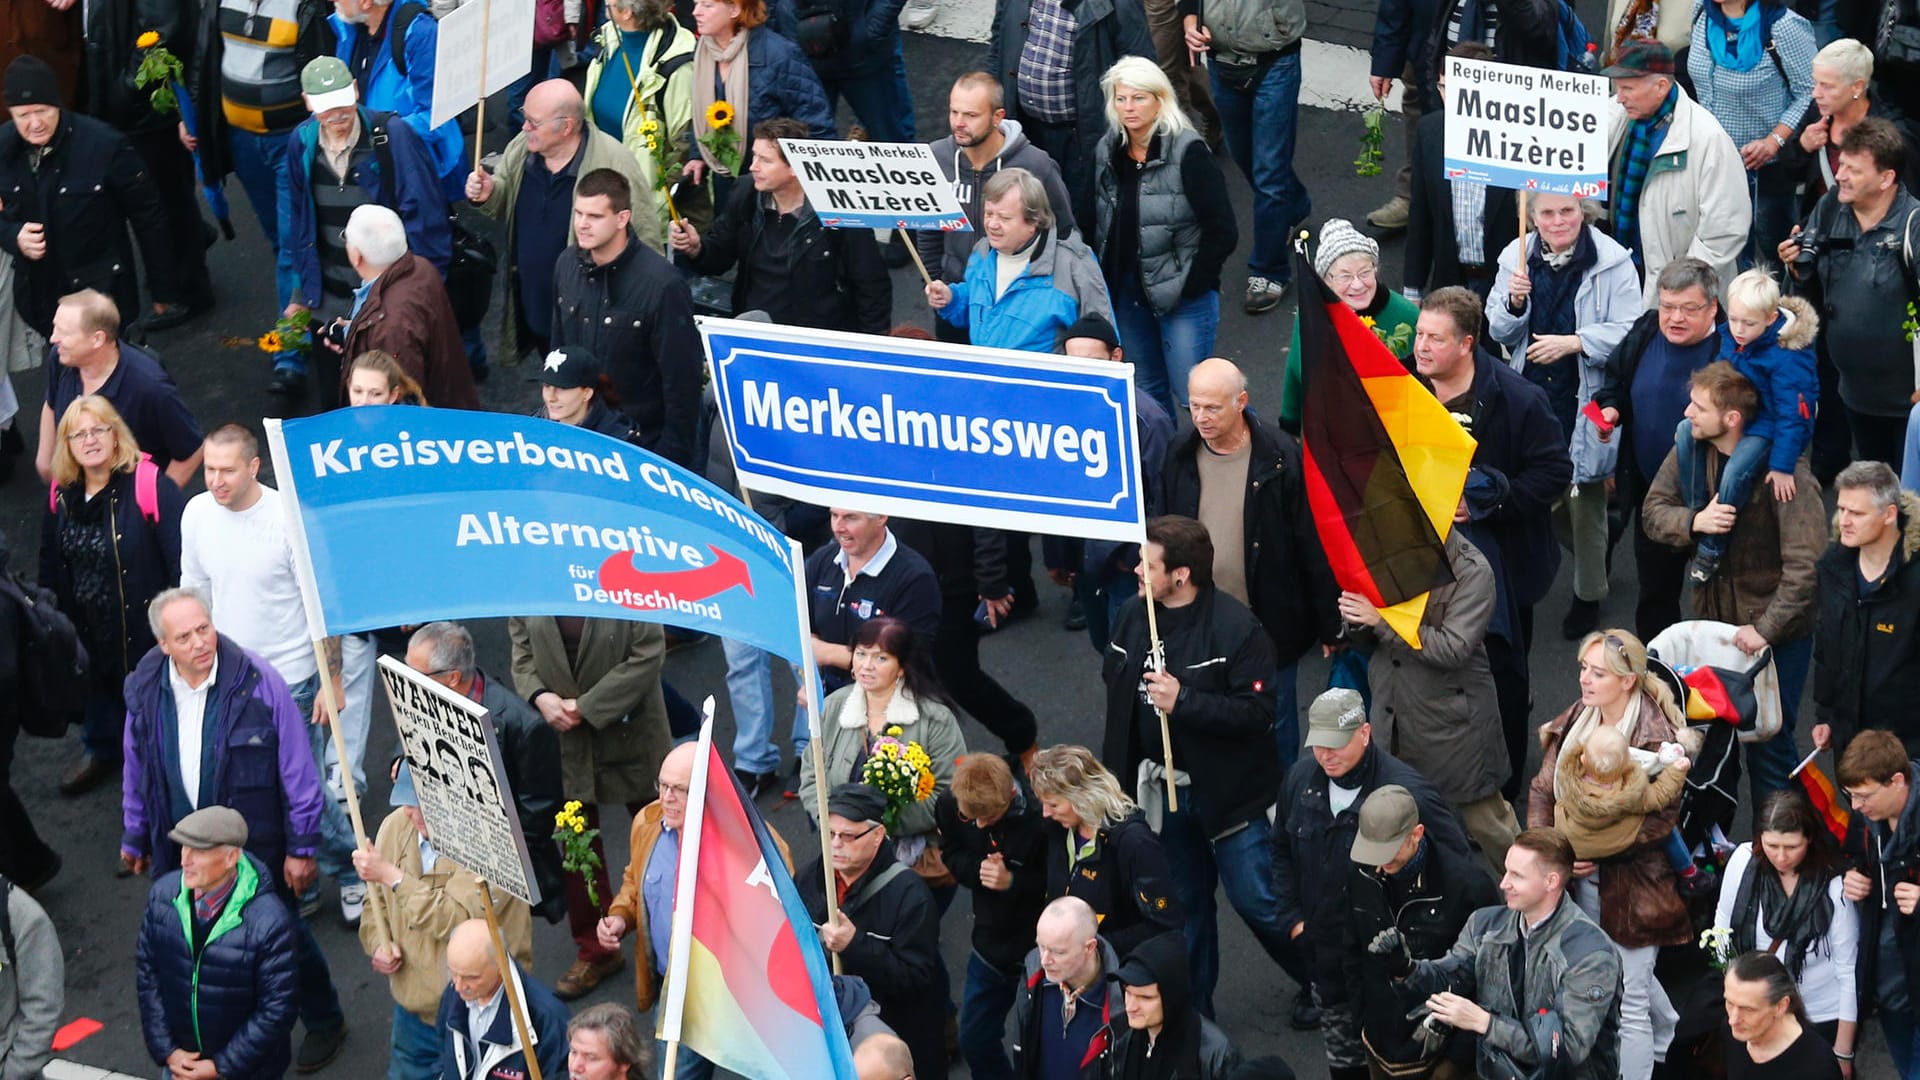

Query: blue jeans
389 1005 440 1080
292 674 363 891
1901 401 1920 494
959 951 1019 1080
890 36 916 140
293 908 345 1032
1676 420 1771 565
1274 663 1299 771
1209 52 1309 282
1884 1003 1920 1077
1745 634 1811 811
228 128 299 308
1111 274 1221 416
83 692 126 761
818 51 915 142
722 636 805 773
1158 809 1306 1017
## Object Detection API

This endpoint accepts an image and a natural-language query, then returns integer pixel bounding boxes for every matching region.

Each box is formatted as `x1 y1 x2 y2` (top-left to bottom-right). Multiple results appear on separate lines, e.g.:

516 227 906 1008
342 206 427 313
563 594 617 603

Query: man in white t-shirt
180 424 370 927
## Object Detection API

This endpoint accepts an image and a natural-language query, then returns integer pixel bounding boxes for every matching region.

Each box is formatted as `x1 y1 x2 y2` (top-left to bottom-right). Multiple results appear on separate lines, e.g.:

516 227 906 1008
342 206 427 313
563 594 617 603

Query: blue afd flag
704 318 1146 543
263 408 805 661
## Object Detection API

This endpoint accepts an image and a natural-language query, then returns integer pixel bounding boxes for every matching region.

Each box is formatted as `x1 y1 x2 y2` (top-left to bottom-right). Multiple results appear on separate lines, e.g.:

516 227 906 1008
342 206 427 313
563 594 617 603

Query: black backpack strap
367 111 401 213
652 52 693 128
387 1 428 79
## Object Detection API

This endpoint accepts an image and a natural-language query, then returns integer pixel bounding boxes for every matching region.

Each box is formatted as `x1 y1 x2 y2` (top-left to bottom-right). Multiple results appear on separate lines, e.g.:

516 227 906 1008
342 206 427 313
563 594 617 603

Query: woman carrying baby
1529 628 1695 1080
1713 791 1860 1075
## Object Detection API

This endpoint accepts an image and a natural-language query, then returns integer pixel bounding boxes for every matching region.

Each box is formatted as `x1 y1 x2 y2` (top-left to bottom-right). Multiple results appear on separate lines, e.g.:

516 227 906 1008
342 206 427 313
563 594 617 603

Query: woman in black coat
1028 744 1183 958
40 394 184 794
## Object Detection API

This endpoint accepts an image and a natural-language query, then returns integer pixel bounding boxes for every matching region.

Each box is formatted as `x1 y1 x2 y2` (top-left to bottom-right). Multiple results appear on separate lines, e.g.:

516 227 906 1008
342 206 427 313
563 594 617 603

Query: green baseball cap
1350 785 1421 867
302 56 357 113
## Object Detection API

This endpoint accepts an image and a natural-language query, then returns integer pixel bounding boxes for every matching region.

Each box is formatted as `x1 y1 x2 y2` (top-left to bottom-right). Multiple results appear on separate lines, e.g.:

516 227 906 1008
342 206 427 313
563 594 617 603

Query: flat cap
168 805 250 850
826 782 888 825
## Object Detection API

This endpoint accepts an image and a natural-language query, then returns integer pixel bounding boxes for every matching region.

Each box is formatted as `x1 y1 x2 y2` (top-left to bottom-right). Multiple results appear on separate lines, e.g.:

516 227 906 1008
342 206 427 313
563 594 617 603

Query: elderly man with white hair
280 55 450 401
337 204 478 409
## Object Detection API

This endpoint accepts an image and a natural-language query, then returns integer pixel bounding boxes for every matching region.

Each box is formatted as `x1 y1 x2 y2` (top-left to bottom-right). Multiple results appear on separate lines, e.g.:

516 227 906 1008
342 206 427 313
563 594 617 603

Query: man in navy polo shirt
804 507 942 693
34 289 203 488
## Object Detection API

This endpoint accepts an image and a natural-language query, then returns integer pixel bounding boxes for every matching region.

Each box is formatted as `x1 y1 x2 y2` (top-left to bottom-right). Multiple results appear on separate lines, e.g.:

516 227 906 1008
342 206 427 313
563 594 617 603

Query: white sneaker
340 883 366 928
901 0 936 30
1245 276 1288 314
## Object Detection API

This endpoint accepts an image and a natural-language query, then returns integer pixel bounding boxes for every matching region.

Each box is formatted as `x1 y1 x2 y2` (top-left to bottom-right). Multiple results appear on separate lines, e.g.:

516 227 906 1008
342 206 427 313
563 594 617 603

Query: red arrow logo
596 547 754 607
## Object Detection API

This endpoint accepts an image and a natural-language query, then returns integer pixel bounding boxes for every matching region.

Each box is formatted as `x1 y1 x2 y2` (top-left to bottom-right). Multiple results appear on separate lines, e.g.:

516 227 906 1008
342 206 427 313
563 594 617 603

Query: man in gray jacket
1380 828 1623 1080
0 876 61 1080
915 72 1077 343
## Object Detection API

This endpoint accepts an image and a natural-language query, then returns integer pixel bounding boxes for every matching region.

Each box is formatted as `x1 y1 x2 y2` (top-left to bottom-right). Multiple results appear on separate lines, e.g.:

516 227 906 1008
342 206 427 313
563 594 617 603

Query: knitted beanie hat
1313 218 1379 278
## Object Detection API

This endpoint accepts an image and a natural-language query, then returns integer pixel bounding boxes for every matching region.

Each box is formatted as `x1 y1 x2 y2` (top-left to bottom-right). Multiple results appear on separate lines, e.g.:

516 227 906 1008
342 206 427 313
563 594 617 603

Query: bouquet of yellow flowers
132 31 186 115
860 726 936 833
698 101 742 176
553 800 603 908
258 309 313 357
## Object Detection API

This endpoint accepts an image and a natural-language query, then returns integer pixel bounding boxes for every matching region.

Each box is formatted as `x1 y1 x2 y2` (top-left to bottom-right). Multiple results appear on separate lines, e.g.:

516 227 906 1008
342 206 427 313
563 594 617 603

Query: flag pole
659 699 719 1076
1140 529 1178 814
263 417 395 950
1518 190 1529 248
788 538 843 974
477 878 543 1080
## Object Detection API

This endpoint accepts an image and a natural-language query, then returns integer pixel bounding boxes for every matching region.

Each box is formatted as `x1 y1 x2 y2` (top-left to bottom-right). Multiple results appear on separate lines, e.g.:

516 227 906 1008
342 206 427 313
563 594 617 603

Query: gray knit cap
1313 218 1380 279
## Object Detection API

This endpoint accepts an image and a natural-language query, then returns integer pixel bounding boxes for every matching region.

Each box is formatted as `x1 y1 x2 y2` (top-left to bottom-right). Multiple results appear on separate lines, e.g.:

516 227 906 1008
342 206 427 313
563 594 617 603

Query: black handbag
446 216 497 332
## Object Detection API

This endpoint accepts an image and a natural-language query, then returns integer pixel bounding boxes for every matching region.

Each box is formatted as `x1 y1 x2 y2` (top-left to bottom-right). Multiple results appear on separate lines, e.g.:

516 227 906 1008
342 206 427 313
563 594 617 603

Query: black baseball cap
530 345 602 389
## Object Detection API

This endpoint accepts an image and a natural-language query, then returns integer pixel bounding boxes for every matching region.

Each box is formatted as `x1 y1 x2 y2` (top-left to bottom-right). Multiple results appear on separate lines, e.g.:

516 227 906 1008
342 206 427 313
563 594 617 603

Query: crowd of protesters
9 0 1920 1076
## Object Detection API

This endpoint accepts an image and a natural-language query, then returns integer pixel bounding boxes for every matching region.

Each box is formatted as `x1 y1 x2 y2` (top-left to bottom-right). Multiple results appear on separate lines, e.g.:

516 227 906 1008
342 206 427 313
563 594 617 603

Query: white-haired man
337 204 477 409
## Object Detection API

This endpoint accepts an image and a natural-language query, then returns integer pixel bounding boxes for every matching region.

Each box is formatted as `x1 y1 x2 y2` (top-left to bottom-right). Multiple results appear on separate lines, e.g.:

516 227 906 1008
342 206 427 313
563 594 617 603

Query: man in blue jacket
924 168 1112 354
278 56 450 399
331 0 466 198
135 806 301 1080
438 918 571 1080
122 588 349 1072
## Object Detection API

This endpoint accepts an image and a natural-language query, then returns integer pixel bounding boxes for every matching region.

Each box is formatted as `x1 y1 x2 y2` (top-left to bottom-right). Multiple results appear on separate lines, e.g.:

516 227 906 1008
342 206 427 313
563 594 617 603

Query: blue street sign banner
703 318 1147 542
264 408 805 661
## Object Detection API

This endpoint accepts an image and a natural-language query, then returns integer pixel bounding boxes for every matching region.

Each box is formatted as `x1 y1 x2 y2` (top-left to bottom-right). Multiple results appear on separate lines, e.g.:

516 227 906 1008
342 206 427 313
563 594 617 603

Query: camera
317 317 350 354
1792 229 1822 269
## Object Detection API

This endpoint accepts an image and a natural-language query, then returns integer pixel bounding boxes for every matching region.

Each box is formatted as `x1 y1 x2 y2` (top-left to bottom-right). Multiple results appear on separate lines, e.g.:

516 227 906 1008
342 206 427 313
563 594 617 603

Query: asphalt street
1 26 1895 1080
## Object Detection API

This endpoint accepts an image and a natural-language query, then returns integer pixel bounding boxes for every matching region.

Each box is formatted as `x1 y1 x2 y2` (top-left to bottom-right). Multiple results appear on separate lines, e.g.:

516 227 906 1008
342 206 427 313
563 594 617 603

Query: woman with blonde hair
41 395 185 796
345 351 428 407
1529 628 1694 1079
1028 744 1182 956
1090 55 1236 415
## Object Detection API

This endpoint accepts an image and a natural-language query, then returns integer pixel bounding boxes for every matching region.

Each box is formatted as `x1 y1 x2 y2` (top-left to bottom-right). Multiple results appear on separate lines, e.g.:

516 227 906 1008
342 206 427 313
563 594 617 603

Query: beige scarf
691 27 751 175
1553 693 1644 804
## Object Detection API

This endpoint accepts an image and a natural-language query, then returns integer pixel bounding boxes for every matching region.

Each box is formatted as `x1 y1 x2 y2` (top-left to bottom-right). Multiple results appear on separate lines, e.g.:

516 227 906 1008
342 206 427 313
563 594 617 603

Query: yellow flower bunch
553 800 603 907
860 730 938 833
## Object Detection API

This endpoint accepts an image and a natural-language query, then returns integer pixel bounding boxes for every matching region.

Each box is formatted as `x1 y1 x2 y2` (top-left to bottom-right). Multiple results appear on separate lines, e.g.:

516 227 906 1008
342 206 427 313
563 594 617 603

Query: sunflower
706 101 735 130
258 332 283 352
137 30 161 47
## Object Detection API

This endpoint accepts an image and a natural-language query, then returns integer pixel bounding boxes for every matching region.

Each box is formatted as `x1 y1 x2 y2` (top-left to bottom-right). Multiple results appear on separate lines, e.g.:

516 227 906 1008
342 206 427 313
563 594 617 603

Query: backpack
793 0 852 59
363 112 499 331
47 454 160 523
386 1 431 78
1553 0 1595 70
0 567 92 738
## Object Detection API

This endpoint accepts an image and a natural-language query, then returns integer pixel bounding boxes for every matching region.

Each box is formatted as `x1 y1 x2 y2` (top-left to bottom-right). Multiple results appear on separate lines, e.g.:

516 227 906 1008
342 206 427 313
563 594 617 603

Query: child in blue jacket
1676 268 1820 583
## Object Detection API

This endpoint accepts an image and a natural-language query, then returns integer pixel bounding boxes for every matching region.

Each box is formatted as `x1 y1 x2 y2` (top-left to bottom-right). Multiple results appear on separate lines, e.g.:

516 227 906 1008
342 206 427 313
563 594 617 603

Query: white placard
377 655 541 906
777 139 972 231
1442 57 1611 199
430 0 536 129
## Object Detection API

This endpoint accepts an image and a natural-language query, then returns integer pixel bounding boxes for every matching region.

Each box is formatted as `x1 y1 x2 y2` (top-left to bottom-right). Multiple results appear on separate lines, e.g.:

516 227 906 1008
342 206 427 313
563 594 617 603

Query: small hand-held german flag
1792 749 1852 844
1293 239 1476 648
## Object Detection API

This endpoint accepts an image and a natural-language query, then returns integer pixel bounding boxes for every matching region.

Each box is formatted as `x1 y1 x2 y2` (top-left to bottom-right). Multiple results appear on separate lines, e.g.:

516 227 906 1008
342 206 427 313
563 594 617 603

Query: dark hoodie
915 119 1079 282
1108 933 1240 1080
936 755 1052 972
1843 761 1920 1022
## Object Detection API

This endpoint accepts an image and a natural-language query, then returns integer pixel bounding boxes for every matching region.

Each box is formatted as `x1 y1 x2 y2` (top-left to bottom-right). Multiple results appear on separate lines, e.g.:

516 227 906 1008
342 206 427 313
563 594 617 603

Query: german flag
1792 750 1852 844
1294 243 1475 648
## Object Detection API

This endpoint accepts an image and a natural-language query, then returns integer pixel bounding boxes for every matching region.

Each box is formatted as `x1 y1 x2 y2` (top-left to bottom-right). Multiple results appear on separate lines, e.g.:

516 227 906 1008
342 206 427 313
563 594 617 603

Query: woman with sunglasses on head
1528 628 1695 1079
40 395 185 798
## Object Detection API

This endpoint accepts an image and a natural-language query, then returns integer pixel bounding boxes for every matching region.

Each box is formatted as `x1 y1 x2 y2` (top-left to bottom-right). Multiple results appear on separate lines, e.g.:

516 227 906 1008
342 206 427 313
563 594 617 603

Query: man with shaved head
854 1033 917 1080
436 918 569 1080
1165 356 1339 773
466 78 659 361
1010 896 1122 1077
600 742 793 1074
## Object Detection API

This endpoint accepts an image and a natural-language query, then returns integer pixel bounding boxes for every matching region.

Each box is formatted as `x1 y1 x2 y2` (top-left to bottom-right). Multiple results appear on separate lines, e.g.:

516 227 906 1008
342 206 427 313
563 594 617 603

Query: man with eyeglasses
1838 729 1920 1074
404 621 566 924
507 601 671 1000
597 741 794 1078
36 288 203 490
799 783 946 1080
1593 256 1726 640
465 78 658 364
